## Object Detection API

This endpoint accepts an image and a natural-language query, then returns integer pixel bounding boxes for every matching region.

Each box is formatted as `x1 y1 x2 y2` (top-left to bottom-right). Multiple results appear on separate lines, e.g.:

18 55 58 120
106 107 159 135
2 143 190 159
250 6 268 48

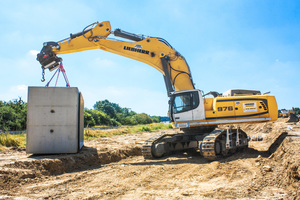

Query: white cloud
1 85 28 102
11 85 27 92
28 50 39 56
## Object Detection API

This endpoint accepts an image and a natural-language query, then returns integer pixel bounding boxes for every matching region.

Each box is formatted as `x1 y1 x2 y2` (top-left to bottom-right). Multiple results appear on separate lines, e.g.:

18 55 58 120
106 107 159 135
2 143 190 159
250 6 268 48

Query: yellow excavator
37 21 278 160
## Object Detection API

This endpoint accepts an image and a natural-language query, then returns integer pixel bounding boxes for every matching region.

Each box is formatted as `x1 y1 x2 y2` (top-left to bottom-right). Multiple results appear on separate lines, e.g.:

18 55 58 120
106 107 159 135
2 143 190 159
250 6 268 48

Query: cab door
171 90 205 126
173 92 194 122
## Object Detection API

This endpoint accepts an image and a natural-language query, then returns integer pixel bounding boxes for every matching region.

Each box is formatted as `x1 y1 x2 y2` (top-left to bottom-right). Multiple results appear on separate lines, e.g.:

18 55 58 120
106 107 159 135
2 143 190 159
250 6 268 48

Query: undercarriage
142 126 249 160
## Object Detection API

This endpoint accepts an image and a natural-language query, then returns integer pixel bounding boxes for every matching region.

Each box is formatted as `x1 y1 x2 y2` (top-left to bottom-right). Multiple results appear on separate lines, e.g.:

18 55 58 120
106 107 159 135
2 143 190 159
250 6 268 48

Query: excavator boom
37 21 195 94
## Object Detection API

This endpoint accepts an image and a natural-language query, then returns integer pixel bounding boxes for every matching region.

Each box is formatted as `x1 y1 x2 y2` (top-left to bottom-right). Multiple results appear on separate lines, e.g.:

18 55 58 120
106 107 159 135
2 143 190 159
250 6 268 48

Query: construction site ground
0 118 299 199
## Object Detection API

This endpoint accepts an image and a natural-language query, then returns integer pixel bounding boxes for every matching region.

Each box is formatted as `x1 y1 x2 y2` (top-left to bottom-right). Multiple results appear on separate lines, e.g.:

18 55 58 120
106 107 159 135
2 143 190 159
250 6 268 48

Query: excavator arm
37 21 195 95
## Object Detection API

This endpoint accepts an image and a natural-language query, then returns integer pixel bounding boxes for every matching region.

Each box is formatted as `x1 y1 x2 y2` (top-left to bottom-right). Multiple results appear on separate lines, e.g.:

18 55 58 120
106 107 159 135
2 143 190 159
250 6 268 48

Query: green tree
89 109 111 125
151 116 161 123
94 100 118 119
0 98 27 131
88 99 162 126
84 110 95 127
132 113 153 124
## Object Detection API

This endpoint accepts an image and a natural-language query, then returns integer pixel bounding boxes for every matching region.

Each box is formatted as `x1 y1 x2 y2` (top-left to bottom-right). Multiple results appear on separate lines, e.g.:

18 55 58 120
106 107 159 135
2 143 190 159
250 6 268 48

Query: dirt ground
0 118 299 199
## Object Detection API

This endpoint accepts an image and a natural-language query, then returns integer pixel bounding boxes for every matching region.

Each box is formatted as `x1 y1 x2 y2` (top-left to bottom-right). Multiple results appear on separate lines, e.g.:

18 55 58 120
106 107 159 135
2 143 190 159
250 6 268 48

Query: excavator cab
169 89 206 128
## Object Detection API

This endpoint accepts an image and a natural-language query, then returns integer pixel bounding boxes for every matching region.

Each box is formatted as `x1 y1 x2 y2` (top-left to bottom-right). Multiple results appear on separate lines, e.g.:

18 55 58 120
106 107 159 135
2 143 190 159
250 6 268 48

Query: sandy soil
0 118 299 199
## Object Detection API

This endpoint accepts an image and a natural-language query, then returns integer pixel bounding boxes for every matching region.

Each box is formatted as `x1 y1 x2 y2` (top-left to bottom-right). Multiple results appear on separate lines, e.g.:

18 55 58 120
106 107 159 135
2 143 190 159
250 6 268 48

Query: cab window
173 92 199 114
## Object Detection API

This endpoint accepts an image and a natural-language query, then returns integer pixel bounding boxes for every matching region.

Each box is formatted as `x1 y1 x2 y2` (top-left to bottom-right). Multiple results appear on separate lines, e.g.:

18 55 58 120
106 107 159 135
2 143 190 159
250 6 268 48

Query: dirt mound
0 131 155 193
0 146 142 191
287 161 300 186
97 147 141 164
270 137 300 190
0 121 299 199
239 121 274 133
5 150 98 175
4 146 140 174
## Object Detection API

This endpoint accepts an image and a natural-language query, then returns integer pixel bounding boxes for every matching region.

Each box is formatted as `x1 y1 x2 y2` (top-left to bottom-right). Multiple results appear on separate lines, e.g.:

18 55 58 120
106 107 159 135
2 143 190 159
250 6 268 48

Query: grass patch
85 123 172 140
0 123 173 146
0 133 26 147
84 129 128 140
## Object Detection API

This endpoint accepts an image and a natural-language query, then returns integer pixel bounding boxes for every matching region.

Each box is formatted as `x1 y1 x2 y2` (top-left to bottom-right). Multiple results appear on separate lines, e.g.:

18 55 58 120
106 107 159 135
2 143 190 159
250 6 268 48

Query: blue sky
0 0 299 116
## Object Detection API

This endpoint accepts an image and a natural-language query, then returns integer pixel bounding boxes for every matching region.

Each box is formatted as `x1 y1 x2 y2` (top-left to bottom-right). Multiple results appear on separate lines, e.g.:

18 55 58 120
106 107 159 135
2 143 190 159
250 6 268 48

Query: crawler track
142 132 177 159
201 128 249 160
142 127 249 160
142 131 200 159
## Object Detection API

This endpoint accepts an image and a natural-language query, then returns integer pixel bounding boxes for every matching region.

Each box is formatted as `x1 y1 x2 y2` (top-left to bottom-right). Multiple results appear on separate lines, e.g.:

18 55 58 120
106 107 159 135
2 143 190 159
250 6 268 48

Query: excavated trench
242 131 288 158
